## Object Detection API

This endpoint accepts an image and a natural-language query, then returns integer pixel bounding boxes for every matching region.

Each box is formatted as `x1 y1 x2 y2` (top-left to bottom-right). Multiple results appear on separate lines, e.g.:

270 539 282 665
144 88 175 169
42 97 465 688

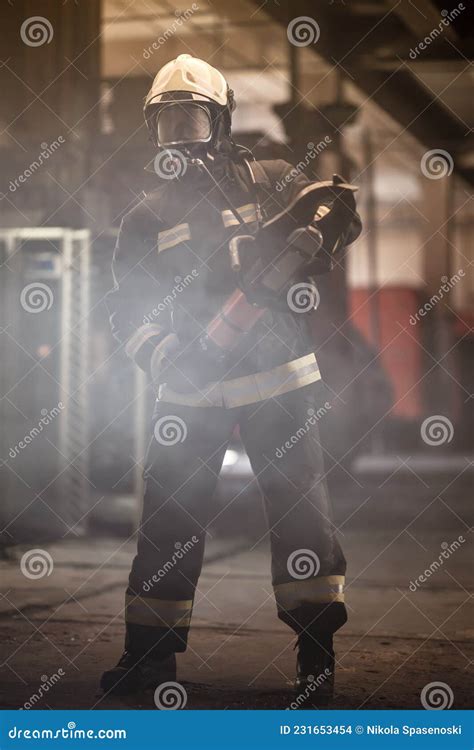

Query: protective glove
286 224 323 262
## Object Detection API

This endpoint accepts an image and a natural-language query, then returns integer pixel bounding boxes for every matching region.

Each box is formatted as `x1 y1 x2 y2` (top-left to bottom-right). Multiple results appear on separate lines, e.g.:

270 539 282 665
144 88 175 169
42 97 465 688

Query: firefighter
101 54 361 703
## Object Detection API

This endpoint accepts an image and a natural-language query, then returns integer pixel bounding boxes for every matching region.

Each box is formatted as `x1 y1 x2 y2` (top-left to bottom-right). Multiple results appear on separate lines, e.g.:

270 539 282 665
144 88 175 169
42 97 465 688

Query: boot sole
100 657 176 696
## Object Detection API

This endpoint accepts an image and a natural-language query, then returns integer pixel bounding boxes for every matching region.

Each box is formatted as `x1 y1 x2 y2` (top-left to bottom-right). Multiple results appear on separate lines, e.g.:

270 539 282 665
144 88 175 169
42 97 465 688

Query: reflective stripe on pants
125 383 347 656
158 353 321 408
274 575 345 612
125 594 193 629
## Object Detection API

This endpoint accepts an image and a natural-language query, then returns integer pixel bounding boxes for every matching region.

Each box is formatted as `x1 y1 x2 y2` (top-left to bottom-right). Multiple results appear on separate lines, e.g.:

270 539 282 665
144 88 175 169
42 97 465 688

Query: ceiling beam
385 0 460 43
248 0 474 185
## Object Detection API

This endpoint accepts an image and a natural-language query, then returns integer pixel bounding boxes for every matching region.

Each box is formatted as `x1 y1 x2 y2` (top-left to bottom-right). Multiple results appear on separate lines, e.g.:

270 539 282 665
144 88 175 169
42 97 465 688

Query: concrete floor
1 481 472 710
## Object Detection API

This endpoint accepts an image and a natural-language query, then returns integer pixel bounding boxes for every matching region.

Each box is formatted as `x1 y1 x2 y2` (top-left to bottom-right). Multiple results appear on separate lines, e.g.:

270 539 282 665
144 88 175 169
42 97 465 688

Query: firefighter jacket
106 155 361 408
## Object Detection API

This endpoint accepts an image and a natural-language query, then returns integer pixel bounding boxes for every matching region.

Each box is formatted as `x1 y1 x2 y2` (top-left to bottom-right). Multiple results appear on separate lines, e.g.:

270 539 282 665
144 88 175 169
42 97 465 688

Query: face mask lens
156 103 212 146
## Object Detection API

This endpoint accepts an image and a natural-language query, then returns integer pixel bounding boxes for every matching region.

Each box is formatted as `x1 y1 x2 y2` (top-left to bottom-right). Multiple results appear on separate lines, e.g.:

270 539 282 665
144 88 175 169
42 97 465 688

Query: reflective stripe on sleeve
274 575 345 611
125 323 166 360
157 223 191 252
221 203 258 228
125 594 193 628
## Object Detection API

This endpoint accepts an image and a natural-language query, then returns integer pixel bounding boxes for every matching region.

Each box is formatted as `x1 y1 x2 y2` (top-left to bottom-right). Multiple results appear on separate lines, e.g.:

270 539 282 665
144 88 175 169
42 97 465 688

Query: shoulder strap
244 159 272 191
241 159 273 224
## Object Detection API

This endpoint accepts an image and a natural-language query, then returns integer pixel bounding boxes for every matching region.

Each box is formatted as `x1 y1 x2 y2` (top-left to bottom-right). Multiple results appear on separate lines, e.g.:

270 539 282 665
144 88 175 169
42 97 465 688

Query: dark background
0 0 472 711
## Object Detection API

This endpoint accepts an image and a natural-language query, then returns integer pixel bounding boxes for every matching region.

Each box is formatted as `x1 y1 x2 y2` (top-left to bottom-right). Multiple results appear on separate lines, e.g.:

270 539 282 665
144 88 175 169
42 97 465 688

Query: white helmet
144 54 235 146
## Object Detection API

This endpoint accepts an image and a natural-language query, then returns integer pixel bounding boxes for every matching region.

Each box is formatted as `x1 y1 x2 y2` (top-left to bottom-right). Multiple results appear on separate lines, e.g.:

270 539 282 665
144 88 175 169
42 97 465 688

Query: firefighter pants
125 384 347 658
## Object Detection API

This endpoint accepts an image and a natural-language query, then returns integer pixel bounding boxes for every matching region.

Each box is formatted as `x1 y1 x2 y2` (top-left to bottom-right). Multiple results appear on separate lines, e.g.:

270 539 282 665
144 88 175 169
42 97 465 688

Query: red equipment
204 179 358 353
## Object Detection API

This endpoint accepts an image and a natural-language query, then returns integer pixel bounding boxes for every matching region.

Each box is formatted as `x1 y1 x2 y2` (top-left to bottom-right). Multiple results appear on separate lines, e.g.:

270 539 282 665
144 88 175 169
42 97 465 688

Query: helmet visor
156 102 212 147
